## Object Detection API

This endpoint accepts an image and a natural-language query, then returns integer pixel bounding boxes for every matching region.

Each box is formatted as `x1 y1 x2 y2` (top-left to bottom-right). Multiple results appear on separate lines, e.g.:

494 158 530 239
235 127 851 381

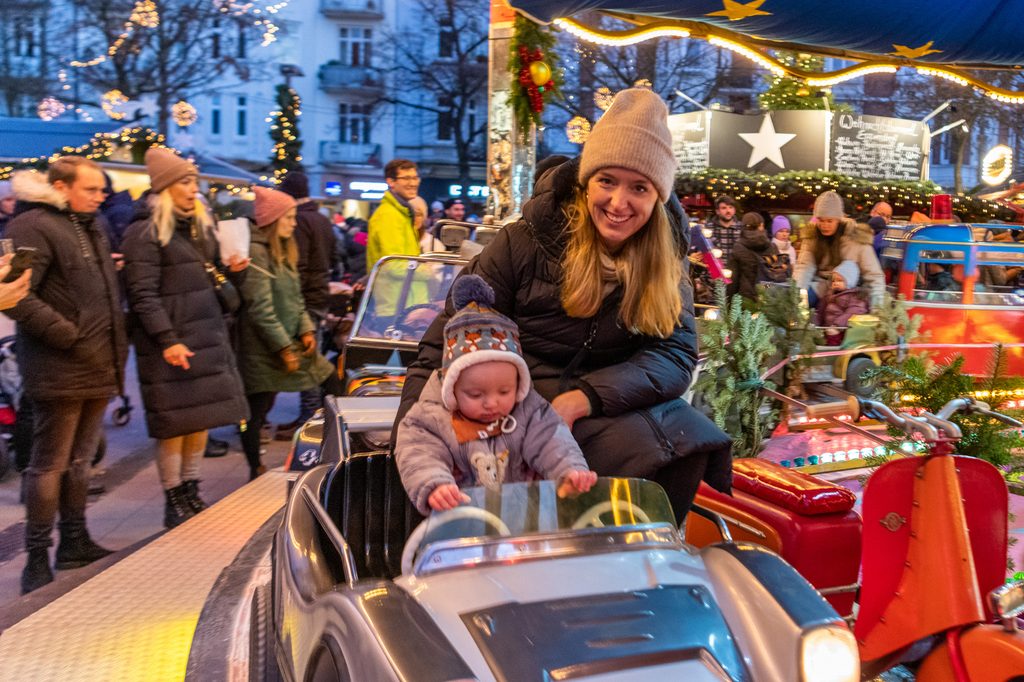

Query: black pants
24 398 108 550
570 398 733 526
241 373 344 471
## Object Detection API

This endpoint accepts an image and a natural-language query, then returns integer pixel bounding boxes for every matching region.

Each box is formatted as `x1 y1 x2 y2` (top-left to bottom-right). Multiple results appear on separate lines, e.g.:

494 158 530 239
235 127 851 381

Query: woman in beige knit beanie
398 87 734 525
121 147 250 528
794 189 885 306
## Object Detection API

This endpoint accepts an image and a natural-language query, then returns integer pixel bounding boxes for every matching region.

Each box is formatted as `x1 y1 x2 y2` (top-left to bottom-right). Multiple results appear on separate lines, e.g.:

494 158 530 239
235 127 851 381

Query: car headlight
800 625 859 682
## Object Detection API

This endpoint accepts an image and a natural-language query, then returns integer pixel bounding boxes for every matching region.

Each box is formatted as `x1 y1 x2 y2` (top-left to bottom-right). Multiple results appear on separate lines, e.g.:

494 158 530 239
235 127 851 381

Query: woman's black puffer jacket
122 203 249 439
400 158 731 481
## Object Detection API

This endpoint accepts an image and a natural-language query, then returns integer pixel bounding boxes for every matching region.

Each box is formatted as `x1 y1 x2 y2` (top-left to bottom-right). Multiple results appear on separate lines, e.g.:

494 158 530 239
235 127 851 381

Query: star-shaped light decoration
706 0 771 21
738 115 795 169
890 40 942 59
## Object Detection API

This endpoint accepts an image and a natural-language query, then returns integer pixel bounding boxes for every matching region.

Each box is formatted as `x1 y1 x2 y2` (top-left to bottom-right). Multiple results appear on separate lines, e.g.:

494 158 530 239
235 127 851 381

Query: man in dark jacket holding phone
6 157 128 594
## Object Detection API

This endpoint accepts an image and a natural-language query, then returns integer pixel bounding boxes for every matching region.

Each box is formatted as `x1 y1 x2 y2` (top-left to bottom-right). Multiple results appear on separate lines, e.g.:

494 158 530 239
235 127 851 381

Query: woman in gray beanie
794 190 885 307
398 88 732 523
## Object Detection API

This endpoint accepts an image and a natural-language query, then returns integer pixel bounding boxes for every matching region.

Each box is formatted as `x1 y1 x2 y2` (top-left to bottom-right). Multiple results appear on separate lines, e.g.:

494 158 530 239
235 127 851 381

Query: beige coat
794 218 885 305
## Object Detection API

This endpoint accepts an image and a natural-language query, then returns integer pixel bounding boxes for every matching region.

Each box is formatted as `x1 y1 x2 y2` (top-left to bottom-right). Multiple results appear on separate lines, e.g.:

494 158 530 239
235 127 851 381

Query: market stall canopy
508 0 1024 68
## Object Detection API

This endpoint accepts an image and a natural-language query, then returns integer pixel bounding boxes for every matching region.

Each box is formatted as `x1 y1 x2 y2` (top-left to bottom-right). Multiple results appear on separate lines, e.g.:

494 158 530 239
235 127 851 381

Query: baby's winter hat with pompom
441 275 531 410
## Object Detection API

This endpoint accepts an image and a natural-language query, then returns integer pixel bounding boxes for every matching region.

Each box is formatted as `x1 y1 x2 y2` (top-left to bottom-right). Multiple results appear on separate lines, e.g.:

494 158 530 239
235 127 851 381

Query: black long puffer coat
399 158 732 487
121 203 249 439
726 226 778 301
5 172 128 401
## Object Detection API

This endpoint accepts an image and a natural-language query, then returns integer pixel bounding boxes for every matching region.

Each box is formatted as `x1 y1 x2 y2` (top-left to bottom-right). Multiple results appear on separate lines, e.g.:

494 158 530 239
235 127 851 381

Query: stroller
0 335 132 481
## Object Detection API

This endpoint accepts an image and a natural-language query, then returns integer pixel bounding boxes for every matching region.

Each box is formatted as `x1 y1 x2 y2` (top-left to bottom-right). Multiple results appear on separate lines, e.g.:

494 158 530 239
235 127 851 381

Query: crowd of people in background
4 94 1024 596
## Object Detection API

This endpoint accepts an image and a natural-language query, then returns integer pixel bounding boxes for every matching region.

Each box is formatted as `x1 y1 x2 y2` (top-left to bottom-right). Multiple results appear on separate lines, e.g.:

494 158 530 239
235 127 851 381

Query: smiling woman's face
586 167 658 251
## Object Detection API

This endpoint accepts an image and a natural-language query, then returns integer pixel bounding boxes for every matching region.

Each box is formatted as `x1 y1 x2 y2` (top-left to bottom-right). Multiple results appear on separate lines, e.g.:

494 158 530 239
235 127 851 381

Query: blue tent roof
0 118 123 160
510 0 1024 67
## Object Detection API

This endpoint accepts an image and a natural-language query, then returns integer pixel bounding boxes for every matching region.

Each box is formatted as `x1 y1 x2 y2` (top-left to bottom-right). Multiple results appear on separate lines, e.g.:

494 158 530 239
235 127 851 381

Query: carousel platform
0 470 290 682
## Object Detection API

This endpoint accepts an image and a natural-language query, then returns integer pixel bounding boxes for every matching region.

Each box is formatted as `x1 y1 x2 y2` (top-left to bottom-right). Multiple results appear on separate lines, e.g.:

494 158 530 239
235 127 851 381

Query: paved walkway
0 353 301 628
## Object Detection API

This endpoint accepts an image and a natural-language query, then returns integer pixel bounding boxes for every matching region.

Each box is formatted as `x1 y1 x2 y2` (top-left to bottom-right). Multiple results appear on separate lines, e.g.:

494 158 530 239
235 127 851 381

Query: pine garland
507 15 561 136
269 84 304 181
676 168 1016 222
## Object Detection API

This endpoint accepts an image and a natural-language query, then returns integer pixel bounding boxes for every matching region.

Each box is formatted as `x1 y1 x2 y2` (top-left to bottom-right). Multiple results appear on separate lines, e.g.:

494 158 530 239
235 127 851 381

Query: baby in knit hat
395 275 596 514
819 260 870 345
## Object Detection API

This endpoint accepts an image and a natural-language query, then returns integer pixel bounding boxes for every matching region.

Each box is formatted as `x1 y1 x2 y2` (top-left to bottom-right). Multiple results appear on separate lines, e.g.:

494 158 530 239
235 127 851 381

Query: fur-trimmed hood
800 216 873 247
11 170 67 212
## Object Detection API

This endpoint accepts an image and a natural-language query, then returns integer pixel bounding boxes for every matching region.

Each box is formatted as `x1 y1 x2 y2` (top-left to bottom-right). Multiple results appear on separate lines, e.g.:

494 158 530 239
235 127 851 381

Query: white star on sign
738 114 796 169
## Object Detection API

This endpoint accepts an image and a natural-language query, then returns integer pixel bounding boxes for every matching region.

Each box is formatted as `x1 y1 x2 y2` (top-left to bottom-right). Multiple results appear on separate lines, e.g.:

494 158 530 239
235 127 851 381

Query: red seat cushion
732 458 857 515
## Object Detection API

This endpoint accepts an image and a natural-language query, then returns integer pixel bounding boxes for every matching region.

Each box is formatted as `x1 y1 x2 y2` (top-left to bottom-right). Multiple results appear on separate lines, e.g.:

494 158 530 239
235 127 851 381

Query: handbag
204 262 241 315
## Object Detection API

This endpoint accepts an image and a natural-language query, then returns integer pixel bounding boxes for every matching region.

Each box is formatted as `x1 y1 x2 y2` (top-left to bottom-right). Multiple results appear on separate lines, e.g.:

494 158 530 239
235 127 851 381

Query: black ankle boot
164 484 195 529
182 479 208 513
55 528 113 570
21 548 53 594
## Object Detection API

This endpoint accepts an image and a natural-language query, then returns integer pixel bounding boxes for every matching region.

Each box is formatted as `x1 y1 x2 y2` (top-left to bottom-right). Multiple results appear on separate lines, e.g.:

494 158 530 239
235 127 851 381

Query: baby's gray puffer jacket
395 371 589 515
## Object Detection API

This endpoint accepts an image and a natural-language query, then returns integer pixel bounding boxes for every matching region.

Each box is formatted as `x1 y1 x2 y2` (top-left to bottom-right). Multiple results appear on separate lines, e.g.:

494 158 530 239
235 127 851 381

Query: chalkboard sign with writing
831 113 928 181
667 111 710 174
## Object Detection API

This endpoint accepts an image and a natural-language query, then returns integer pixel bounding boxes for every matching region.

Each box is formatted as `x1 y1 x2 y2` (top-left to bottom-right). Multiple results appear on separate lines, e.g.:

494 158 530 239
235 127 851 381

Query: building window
211 19 221 59
339 27 372 66
14 17 38 57
437 97 453 141
338 103 371 143
439 28 455 58
467 99 478 135
211 95 221 135
236 96 247 136
863 73 896 98
237 22 247 59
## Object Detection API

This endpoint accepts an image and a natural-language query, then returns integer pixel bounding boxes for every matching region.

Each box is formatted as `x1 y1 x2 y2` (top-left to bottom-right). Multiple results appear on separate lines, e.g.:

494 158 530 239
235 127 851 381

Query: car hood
394 549 749 681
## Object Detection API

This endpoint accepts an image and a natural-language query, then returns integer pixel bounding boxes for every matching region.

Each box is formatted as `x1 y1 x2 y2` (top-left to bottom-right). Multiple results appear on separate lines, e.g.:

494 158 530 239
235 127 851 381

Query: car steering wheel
400 506 512 576
571 500 651 530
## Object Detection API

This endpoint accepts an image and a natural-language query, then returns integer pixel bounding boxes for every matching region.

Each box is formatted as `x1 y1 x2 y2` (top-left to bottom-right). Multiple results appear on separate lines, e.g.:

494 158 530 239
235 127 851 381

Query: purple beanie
771 215 792 236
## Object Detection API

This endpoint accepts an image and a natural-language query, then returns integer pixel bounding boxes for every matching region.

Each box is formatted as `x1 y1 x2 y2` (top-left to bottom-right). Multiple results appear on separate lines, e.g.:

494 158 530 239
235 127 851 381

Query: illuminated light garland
805 64 897 87
633 78 652 89
594 86 614 111
101 89 129 120
37 97 67 121
914 66 968 86
172 100 198 127
130 0 159 28
556 15 1024 104
981 144 1013 186
553 17 690 46
0 127 169 182
566 115 592 144
708 35 785 76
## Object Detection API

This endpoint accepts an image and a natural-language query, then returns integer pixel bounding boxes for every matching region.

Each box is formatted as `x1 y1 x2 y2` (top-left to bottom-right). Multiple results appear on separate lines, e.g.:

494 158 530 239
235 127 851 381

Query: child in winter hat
770 215 797 266
395 275 596 514
820 260 869 345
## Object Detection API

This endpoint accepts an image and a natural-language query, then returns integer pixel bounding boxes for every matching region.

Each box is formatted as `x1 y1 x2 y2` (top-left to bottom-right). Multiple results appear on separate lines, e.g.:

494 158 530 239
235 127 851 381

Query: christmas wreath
508 15 562 135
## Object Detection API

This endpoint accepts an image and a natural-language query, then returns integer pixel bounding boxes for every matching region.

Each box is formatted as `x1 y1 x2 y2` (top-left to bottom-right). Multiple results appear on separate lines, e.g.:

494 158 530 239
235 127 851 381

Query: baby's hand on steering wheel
557 470 598 498
428 483 470 511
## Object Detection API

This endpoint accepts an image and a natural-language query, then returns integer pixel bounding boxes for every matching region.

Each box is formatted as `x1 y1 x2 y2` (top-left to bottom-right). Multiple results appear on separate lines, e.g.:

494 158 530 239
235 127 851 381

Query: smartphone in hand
3 247 37 283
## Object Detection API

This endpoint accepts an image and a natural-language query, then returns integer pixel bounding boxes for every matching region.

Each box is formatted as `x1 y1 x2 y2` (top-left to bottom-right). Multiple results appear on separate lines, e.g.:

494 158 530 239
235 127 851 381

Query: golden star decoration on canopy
706 0 771 22
890 40 942 58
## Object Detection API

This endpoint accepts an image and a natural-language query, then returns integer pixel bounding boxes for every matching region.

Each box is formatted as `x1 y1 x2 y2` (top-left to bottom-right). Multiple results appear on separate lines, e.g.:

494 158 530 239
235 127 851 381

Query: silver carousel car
268 453 859 681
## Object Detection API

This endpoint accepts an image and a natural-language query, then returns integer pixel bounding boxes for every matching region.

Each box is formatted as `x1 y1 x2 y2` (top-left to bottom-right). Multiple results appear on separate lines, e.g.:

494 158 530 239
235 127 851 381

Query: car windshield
352 256 462 343
418 477 676 554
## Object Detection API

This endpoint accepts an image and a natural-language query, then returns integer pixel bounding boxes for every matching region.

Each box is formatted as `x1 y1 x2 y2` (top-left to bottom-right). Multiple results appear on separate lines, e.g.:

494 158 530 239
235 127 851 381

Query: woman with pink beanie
122 147 250 527
237 186 337 479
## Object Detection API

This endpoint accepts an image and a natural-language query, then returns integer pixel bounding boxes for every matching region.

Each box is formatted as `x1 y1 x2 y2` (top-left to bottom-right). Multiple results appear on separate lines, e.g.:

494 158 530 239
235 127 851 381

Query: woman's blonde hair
150 189 213 247
264 217 298 269
561 189 682 338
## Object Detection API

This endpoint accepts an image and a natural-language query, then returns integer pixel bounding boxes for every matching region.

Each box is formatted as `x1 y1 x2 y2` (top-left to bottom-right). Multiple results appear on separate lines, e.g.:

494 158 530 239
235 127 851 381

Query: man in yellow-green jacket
367 159 425 316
